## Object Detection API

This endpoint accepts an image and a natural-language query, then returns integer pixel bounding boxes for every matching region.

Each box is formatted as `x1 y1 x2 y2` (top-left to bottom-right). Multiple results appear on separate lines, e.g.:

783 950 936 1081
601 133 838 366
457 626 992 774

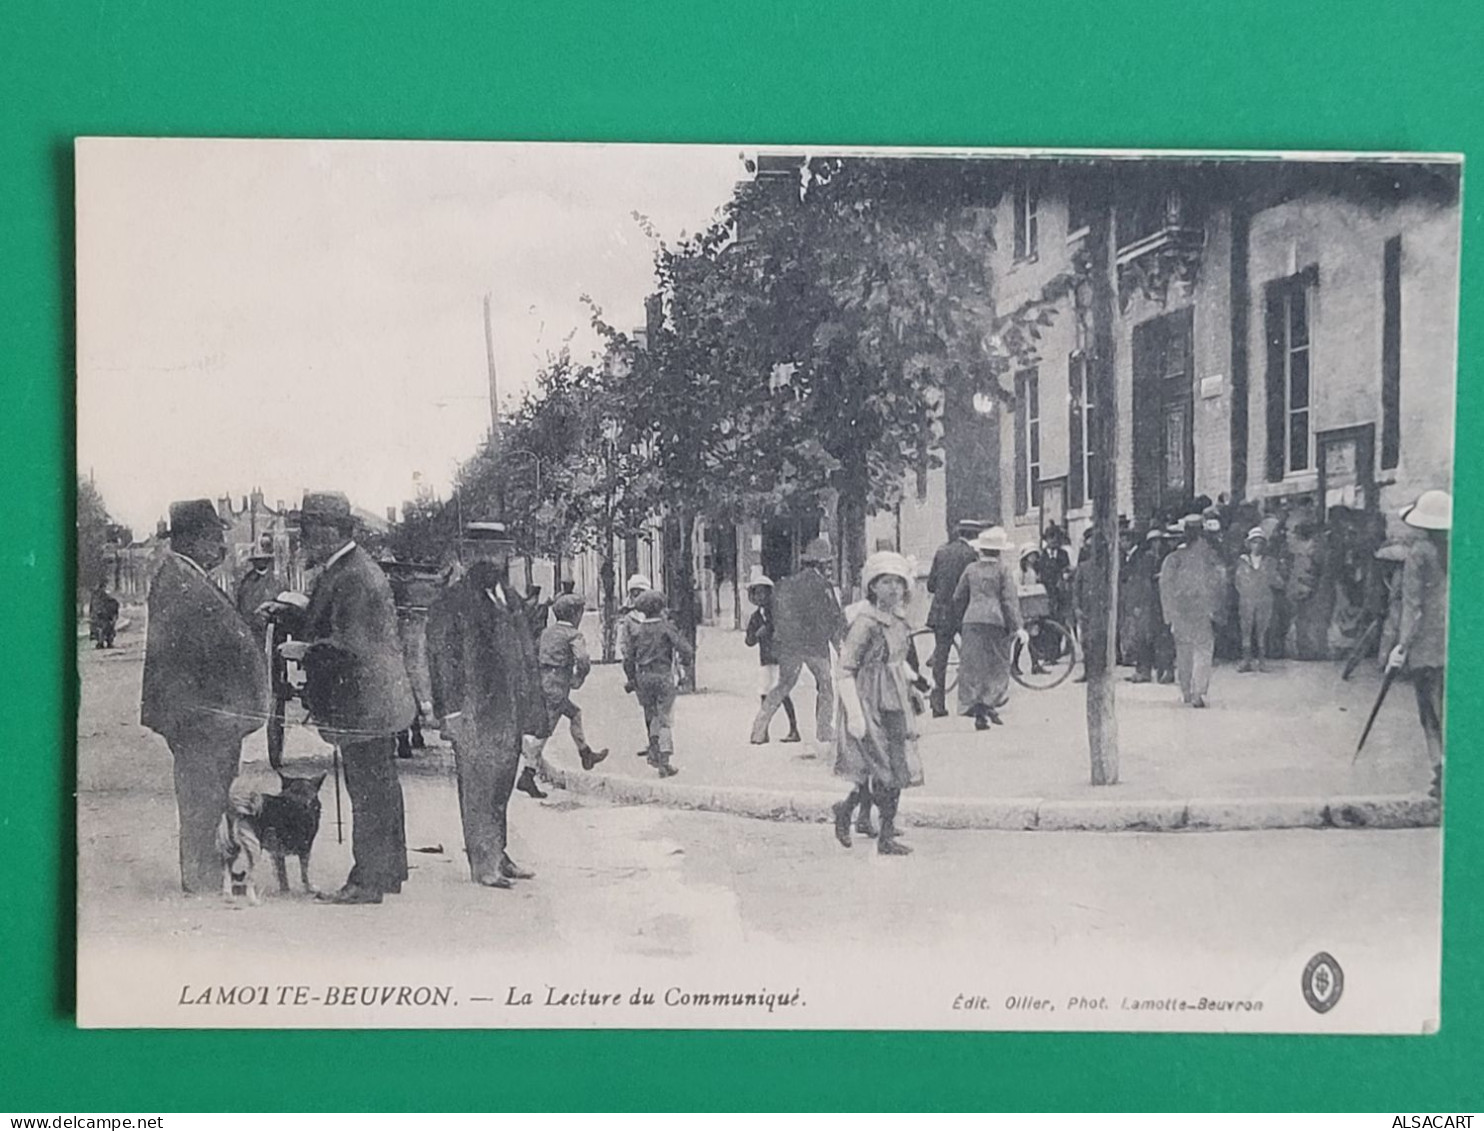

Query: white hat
861 550 913 590
974 526 1010 554
1203 518 1222 533
625 573 653 592
1401 489 1451 531
1246 527 1267 542
1018 542 1040 562
745 566 774 590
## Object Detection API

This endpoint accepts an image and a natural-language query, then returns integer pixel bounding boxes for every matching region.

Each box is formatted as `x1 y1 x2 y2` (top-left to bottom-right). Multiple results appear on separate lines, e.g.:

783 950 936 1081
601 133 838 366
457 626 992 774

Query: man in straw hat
750 535 847 747
1388 489 1450 798
271 491 415 904
923 518 984 717
427 520 550 888
744 566 801 743
1159 513 1230 708
142 499 269 894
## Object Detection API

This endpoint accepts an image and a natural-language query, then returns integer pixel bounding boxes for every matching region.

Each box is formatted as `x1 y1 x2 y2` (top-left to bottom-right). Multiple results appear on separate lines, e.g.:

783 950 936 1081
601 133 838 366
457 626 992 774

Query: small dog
217 772 326 903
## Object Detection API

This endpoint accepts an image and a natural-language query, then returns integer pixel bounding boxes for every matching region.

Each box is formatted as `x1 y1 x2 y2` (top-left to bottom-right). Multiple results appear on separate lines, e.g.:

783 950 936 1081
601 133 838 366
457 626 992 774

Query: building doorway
1132 307 1196 522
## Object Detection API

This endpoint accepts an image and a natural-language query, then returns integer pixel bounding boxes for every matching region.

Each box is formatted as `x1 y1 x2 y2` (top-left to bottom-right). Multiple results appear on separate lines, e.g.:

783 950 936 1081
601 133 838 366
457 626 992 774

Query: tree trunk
599 543 618 663
838 485 869 605
664 509 699 692
1084 192 1121 786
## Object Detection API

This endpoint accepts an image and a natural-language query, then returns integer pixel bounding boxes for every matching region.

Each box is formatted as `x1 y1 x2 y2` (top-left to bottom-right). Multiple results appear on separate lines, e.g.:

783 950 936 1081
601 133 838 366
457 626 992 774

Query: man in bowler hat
271 491 415 904
427 521 550 888
141 499 269 893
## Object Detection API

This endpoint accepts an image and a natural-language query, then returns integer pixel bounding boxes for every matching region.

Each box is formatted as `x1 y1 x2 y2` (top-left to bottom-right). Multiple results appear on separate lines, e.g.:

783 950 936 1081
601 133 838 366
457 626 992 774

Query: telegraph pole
1084 184 1121 786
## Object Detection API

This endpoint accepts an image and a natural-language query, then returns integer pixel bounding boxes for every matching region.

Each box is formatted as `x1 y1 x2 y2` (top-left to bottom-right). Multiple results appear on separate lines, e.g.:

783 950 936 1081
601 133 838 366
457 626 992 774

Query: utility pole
483 293 500 445
1084 184 1121 786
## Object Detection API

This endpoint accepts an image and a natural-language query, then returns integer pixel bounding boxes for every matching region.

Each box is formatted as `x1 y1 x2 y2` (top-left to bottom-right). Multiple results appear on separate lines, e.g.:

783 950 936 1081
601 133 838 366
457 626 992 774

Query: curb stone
546 766 1439 832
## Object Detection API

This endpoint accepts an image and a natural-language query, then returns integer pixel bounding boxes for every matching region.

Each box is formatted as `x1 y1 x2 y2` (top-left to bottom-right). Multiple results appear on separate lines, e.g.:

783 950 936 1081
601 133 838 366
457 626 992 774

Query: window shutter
1014 373 1029 515
1381 236 1402 470
1068 354 1085 510
1264 287 1287 482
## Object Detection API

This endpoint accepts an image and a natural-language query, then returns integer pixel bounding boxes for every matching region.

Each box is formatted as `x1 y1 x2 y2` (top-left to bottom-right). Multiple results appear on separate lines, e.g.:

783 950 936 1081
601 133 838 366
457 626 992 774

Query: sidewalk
542 623 1440 831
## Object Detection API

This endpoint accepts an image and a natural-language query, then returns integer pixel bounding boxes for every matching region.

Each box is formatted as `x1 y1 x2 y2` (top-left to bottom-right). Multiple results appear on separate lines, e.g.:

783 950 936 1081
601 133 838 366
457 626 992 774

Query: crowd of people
136 491 699 906
122 479 1450 901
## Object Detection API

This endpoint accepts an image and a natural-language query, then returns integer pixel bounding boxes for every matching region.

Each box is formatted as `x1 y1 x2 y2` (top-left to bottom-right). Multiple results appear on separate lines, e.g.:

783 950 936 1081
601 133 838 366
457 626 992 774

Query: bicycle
910 584 1077 695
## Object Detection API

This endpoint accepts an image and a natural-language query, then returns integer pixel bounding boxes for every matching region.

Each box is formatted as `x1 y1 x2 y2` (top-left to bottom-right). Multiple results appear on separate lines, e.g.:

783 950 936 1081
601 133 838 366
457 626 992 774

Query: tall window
1264 269 1317 481
1014 368 1041 515
1068 352 1094 508
1013 179 1039 261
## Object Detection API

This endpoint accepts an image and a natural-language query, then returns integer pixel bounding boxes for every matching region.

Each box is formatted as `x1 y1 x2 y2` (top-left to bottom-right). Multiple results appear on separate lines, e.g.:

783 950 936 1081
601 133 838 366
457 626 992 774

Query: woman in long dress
833 551 924 856
951 526 1028 730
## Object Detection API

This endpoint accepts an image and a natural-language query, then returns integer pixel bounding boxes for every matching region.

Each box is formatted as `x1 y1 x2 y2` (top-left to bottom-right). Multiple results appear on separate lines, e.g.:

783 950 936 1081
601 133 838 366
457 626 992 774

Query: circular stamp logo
1302 952 1344 1014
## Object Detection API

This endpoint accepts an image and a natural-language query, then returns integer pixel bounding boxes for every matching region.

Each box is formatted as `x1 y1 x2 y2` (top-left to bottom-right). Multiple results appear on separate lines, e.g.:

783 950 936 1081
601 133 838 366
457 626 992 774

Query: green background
2 0 1479 1111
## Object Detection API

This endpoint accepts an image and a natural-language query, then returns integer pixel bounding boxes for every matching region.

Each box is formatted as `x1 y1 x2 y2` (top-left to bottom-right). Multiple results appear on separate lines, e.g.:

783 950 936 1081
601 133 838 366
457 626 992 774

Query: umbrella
1353 665 1400 763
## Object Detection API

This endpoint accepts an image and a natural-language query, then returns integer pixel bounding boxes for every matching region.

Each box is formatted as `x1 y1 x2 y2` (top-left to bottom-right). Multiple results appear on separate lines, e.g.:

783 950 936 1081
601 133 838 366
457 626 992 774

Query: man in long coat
750 537 847 745
235 551 282 634
273 491 415 904
427 521 549 888
142 498 269 893
923 519 982 716
1159 514 1230 708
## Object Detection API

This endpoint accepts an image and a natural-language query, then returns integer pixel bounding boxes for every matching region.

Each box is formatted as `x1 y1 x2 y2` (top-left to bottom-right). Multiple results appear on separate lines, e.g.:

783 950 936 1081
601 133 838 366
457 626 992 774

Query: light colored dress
834 604 923 790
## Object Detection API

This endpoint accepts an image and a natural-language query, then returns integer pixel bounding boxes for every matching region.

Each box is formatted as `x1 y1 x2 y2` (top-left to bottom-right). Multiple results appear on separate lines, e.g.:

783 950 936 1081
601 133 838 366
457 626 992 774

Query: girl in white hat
833 551 923 856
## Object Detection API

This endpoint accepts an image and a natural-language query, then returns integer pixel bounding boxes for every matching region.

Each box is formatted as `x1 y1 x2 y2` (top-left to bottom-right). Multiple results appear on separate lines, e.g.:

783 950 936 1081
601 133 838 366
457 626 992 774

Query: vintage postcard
75 139 1459 1030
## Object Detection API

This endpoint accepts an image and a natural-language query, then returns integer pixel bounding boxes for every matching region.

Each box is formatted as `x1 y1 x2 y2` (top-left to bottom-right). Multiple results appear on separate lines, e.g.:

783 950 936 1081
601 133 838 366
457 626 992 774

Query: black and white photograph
74 139 1459 1031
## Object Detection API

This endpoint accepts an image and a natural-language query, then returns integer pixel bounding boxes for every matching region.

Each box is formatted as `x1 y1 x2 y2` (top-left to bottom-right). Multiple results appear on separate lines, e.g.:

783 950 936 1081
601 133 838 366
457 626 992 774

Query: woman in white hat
833 550 923 855
950 526 1029 730
743 568 801 743
1388 489 1450 798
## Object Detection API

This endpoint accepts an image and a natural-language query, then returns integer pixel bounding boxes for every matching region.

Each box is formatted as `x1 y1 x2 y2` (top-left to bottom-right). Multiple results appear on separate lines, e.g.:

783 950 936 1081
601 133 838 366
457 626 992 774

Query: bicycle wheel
1010 617 1076 690
911 628 958 693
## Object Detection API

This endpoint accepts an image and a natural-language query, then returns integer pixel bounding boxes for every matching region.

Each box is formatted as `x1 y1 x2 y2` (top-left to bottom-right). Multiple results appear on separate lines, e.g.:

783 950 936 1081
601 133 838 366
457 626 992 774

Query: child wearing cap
523 594 609 786
1234 527 1283 672
622 588 693 778
744 571 801 744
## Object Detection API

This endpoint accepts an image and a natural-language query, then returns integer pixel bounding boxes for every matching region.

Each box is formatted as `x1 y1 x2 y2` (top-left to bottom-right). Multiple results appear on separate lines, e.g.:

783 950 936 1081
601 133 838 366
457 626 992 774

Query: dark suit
297 544 416 892
924 537 978 710
427 566 548 882
142 553 269 892
752 567 845 743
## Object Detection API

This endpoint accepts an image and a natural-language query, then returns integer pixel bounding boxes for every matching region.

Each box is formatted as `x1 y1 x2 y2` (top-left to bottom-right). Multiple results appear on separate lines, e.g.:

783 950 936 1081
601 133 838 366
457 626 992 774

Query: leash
332 745 345 844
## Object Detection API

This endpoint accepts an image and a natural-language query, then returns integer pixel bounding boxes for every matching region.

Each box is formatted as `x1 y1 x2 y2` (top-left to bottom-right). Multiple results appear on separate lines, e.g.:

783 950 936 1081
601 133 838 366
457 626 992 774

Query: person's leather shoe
579 746 609 771
516 767 548 799
317 883 383 905
831 800 853 848
499 856 535 881
384 881 402 895
657 764 679 778
781 731 802 743
877 838 912 856
476 873 514 890
855 812 878 838
974 712 989 731
985 708 1004 726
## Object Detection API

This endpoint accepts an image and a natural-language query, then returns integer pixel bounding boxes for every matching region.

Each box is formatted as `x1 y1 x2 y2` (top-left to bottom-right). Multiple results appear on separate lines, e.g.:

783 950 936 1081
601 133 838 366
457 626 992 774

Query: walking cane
331 744 345 843
1354 665 1400 763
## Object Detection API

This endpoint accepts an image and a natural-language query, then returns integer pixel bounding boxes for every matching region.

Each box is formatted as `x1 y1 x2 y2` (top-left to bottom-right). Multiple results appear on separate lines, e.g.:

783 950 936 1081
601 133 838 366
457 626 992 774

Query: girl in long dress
833 551 924 856
952 527 1027 730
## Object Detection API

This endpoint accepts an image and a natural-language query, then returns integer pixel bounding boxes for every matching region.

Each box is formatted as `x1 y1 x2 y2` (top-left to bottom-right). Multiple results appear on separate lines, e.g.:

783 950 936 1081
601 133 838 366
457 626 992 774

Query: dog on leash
217 773 326 903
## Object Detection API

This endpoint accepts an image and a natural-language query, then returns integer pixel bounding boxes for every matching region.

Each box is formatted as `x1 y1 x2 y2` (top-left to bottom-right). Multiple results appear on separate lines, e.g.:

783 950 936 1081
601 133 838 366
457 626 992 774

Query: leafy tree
76 476 112 603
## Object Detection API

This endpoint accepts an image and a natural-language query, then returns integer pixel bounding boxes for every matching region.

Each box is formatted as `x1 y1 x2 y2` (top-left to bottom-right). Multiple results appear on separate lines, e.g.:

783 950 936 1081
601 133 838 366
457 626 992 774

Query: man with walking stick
1380 490 1450 801
268 491 415 905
